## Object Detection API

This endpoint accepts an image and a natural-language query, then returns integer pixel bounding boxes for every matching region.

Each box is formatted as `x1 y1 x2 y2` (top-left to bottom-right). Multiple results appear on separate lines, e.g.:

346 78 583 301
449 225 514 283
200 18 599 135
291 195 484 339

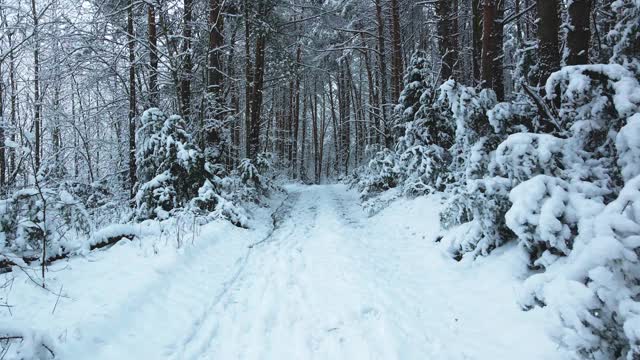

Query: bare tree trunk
328 78 339 176
566 0 592 65
157 7 180 109
31 0 41 170
279 89 286 161
375 0 391 148
339 58 351 175
148 2 159 106
225 26 239 168
291 45 302 178
180 0 193 119
436 0 458 81
318 84 327 182
360 32 378 147
0 58 4 188
535 0 560 87
472 0 483 85
390 0 403 102
8 31 16 182
312 81 319 183
53 84 61 164
208 0 224 95
248 33 266 160
287 80 294 163
128 0 137 198
481 0 505 100
244 0 252 158
300 84 307 181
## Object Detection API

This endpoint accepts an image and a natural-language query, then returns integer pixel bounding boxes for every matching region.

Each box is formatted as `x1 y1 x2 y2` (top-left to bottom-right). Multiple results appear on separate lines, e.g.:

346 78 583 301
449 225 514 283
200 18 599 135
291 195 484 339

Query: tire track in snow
168 190 303 360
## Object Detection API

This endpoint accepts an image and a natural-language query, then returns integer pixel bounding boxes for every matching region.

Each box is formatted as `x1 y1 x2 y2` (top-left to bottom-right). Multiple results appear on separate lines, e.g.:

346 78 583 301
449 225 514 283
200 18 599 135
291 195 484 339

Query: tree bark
472 0 483 85
8 31 16 182
436 0 459 81
180 0 193 118
339 58 351 175
128 0 137 198
0 58 4 188
359 31 378 147
312 81 319 183
292 44 302 178
148 2 159 106
248 33 266 159
390 0 403 102
244 0 252 158
208 0 224 95
300 84 307 181
31 0 41 170
374 0 391 148
566 0 592 65
535 0 560 87
481 0 505 100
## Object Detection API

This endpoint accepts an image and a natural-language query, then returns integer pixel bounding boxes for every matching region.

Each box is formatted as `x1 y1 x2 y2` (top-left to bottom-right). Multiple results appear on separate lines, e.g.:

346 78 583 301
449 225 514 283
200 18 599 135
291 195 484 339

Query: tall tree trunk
0 59 4 188
328 78 339 176
566 0 592 65
359 32 378 147
203 0 225 153
248 33 266 159
227 26 239 168
53 84 61 163
8 31 16 181
244 0 252 158
128 0 137 197
436 0 459 81
300 85 307 181
157 4 181 109
287 80 294 163
208 0 224 95
374 0 391 148
312 81 319 183
31 0 41 170
292 44 302 178
535 0 560 87
472 0 483 85
481 0 505 100
148 2 159 106
390 0 403 102
279 89 286 160
180 0 193 119
339 58 351 175
318 84 326 182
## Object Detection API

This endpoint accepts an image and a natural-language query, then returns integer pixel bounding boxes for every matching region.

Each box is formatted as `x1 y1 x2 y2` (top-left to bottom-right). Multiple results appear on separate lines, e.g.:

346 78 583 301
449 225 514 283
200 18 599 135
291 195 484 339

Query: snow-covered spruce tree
237 153 272 196
434 81 521 260
357 65 456 203
520 174 640 359
134 108 236 222
395 80 454 196
515 60 640 357
392 50 431 141
356 148 400 201
504 65 640 269
0 161 96 259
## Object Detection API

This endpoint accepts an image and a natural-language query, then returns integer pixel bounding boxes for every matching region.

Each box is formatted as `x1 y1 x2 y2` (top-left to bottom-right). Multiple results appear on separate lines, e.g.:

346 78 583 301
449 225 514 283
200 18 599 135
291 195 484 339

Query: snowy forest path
166 184 560 360
170 184 398 359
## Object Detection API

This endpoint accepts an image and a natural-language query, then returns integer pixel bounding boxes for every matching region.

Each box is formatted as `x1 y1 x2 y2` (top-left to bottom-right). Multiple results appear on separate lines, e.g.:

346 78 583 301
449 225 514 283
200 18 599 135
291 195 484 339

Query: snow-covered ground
2 184 561 359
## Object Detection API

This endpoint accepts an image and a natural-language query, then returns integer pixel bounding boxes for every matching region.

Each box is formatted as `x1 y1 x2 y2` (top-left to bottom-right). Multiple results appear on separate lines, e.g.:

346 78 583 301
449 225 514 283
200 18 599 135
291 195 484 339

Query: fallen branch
0 232 137 275
0 335 55 358
522 84 563 132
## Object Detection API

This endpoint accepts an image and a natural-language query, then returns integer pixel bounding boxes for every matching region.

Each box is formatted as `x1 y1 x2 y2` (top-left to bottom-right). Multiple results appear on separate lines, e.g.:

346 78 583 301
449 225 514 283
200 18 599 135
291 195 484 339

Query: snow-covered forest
0 0 639 358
